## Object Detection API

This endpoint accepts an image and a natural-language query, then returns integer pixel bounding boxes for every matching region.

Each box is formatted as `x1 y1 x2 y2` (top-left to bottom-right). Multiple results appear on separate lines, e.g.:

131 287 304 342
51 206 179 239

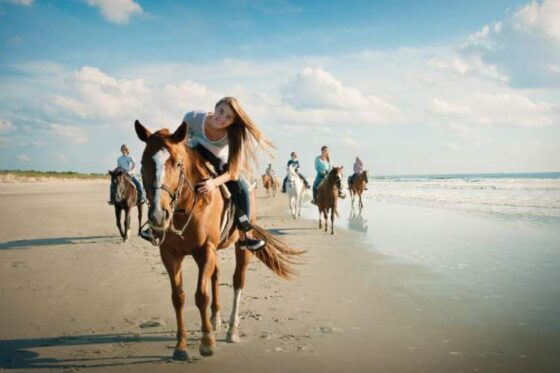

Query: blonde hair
217 97 275 179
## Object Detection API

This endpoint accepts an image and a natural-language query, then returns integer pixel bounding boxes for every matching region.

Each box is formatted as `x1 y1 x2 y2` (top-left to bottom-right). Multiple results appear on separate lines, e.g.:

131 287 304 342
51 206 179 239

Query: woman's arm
196 171 232 194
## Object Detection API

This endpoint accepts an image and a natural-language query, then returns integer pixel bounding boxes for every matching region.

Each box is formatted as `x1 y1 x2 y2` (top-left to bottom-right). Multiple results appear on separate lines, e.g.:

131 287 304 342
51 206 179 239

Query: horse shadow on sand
0 236 119 251
0 331 201 369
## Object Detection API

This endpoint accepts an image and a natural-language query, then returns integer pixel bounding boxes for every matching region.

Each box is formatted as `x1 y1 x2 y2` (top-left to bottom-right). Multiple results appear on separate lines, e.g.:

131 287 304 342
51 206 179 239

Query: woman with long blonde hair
181 97 274 250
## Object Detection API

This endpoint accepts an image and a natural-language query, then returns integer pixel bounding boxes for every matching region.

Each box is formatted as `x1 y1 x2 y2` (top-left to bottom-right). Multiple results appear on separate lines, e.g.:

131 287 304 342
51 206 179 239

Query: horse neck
176 145 200 206
117 174 134 204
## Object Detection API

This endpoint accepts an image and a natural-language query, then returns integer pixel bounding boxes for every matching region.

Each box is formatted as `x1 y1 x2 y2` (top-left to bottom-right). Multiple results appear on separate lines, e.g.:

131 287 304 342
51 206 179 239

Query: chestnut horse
348 170 369 210
135 120 301 361
315 166 344 235
261 174 277 197
108 167 144 242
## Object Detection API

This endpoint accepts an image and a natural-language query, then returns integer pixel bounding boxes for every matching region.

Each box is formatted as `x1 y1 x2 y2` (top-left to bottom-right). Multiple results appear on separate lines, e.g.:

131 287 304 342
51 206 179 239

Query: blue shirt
314 156 331 176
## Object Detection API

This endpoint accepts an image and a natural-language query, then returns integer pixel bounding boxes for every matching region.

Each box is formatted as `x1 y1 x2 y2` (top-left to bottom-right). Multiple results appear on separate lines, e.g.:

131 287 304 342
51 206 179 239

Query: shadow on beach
0 331 185 369
0 236 118 251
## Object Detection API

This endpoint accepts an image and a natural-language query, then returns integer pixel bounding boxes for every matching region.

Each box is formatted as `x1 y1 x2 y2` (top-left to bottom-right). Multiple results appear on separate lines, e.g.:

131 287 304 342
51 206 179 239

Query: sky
0 0 559 176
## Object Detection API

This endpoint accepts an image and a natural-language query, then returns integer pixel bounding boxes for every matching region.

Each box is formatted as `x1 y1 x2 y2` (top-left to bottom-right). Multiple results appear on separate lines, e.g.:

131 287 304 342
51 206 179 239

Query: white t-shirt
183 110 229 170
117 154 136 174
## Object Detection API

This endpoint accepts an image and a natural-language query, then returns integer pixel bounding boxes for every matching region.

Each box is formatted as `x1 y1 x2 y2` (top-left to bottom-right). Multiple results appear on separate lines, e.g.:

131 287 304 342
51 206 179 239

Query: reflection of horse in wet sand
108 167 144 242
348 170 369 210
135 120 302 361
348 206 368 233
286 164 305 219
316 166 344 235
262 174 278 197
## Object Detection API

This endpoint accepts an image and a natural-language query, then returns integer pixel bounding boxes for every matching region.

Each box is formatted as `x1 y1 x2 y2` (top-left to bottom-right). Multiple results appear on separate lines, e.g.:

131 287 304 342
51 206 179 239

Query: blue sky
1 0 559 176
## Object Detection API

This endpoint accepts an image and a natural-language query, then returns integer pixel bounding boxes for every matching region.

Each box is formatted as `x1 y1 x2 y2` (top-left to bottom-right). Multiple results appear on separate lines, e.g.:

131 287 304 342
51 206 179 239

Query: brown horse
135 120 302 361
316 166 344 235
108 167 144 242
348 170 369 210
262 174 277 197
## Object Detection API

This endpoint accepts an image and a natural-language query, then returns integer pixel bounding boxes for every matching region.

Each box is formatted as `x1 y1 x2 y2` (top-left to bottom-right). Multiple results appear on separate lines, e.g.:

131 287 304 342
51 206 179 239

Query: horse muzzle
148 205 171 231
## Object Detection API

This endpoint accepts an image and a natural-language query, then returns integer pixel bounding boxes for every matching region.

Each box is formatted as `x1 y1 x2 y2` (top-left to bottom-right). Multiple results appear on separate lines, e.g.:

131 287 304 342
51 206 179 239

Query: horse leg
115 207 125 240
194 247 217 357
227 243 252 343
330 207 335 235
359 192 363 210
323 209 329 233
137 202 143 236
160 249 188 361
318 207 322 229
124 208 131 241
210 262 222 332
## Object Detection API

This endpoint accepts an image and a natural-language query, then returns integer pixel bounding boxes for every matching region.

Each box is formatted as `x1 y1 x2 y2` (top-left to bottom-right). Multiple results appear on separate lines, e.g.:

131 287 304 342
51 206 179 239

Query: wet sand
0 181 558 372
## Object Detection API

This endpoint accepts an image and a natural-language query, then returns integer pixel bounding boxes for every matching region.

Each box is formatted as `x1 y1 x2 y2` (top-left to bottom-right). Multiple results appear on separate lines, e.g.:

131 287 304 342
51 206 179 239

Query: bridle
142 158 199 246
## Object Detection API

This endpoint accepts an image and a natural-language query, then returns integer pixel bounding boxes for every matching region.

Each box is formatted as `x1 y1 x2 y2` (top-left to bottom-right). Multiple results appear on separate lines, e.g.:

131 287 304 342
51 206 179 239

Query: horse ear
135 120 151 142
108 170 113 175
171 121 188 144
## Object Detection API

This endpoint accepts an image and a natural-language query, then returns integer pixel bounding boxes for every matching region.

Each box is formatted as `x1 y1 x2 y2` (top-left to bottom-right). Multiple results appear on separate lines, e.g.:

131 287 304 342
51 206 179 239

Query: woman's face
321 147 329 157
212 103 236 130
291 153 297 160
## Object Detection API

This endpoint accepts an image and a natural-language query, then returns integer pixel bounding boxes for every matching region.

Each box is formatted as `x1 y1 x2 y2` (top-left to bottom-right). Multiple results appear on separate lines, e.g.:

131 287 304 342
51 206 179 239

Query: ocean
300 172 560 331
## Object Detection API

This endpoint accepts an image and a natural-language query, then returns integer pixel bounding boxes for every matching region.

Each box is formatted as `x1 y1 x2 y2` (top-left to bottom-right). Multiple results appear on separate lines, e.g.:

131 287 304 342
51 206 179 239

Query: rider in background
109 144 146 204
265 163 275 178
282 151 310 192
312 145 345 204
349 156 367 190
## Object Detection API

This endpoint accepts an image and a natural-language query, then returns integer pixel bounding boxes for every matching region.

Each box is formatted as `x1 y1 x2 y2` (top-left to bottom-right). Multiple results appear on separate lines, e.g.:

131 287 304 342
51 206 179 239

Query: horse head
135 120 188 233
329 166 344 185
108 167 129 202
286 164 298 180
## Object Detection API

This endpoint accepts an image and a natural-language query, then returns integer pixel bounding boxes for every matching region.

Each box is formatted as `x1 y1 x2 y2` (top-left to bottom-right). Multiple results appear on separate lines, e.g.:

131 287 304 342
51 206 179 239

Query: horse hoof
199 344 214 357
173 348 189 361
226 331 241 343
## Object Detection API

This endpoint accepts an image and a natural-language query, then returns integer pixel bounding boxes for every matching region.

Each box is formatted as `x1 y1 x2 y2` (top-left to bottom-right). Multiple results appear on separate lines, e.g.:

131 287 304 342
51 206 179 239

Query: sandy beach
1 180 559 372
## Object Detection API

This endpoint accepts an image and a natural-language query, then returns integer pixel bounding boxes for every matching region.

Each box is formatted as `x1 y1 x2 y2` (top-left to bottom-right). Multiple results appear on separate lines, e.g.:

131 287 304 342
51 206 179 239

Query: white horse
286 164 305 219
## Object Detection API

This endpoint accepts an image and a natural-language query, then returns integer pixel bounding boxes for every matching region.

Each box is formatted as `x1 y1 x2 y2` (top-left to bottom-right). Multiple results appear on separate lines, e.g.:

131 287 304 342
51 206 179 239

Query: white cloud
429 93 557 128
51 66 219 129
86 0 142 25
281 67 402 125
513 0 560 40
49 123 88 144
461 0 560 88
17 154 30 163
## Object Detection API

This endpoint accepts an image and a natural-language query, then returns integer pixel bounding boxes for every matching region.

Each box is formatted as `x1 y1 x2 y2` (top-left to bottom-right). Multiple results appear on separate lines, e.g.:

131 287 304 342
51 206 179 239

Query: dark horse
135 120 302 360
316 166 344 235
108 167 144 242
348 170 369 210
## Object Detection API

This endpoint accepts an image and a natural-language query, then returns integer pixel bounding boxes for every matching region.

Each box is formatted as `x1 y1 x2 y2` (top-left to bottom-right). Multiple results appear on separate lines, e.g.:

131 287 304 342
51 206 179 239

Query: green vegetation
0 169 108 180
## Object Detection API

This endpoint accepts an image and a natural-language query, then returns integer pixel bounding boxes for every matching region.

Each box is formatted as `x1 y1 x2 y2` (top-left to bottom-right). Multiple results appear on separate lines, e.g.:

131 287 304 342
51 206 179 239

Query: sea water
301 172 560 330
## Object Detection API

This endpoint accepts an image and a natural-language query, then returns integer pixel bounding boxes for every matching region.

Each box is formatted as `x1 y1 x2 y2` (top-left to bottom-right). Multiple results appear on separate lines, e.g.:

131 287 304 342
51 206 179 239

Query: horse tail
251 224 305 280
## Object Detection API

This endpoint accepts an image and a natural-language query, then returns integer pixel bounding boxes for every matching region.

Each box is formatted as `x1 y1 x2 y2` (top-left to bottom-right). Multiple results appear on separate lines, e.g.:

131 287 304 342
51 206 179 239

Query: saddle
200 161 236 244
